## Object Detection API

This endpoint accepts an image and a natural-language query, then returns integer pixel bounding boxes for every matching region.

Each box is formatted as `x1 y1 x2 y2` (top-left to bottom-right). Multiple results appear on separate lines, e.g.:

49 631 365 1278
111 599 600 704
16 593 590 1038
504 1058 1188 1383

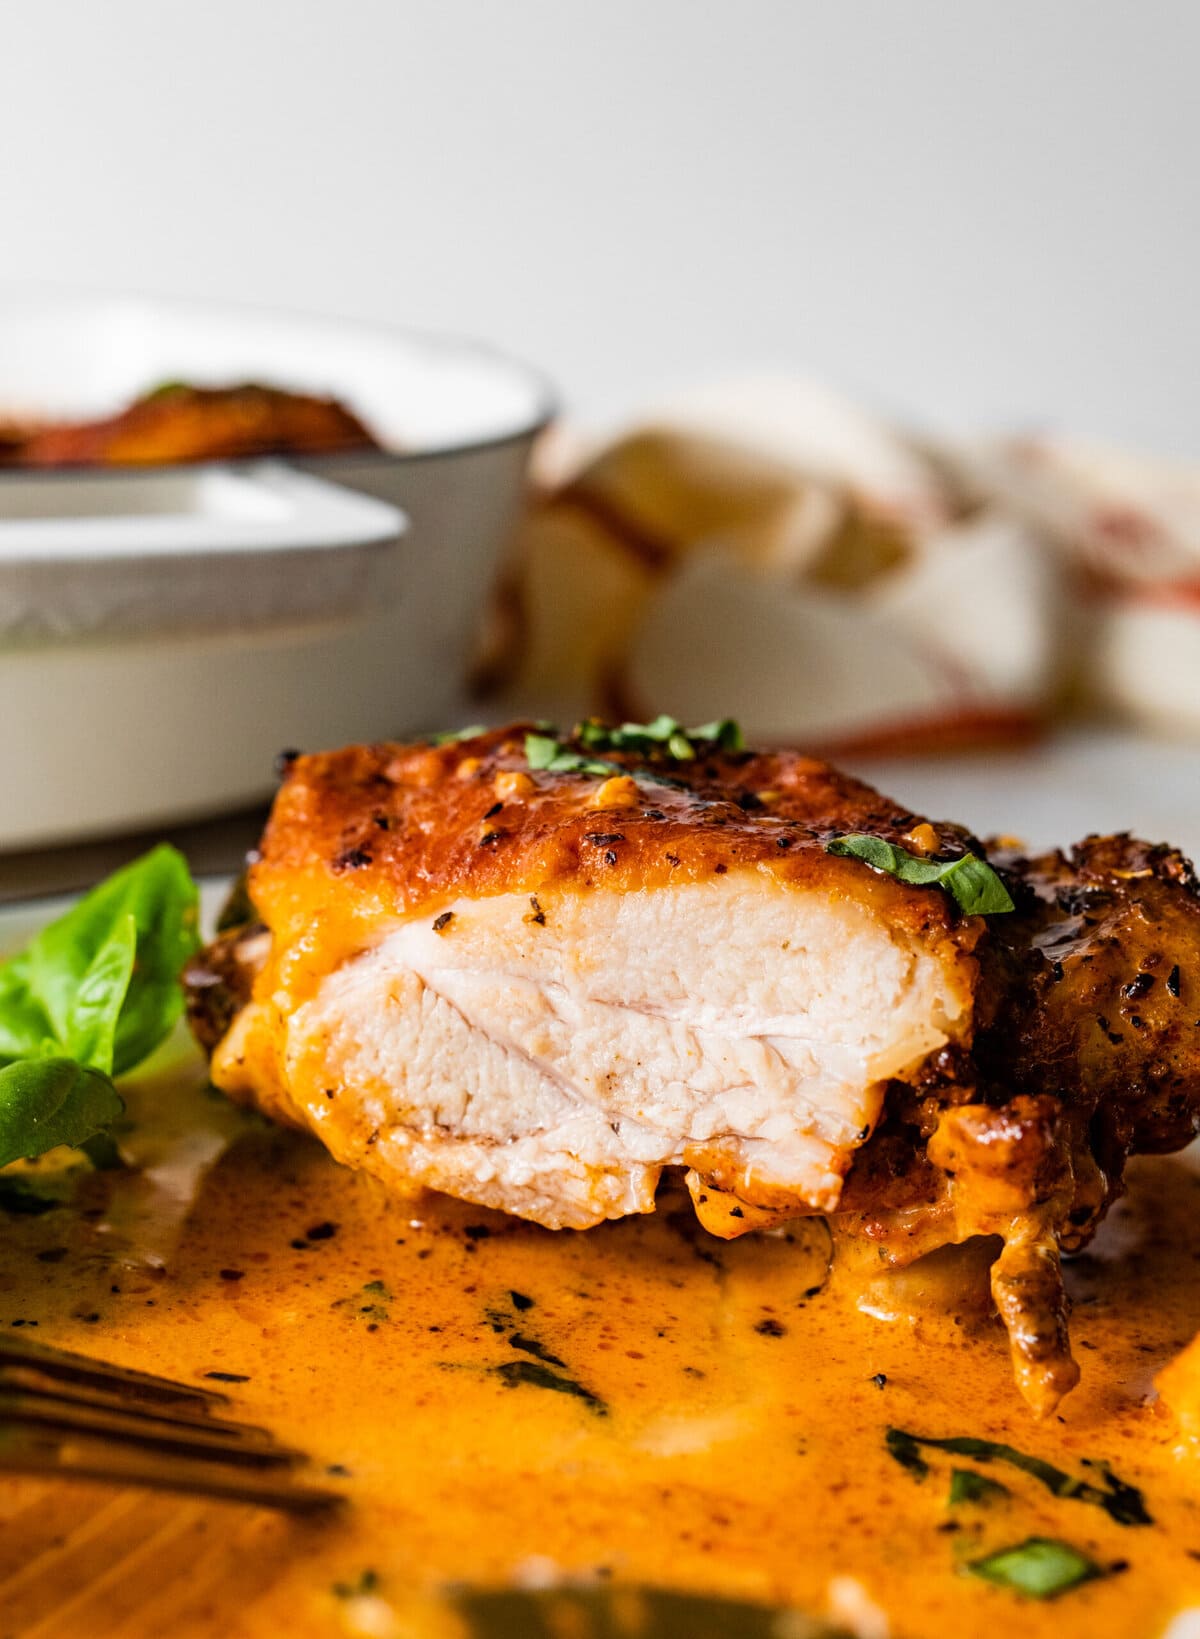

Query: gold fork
0 1333 339 1513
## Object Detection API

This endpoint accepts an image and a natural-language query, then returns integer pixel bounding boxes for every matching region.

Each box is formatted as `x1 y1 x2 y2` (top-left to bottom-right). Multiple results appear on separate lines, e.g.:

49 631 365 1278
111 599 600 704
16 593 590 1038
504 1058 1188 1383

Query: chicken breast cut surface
219 870 972 1228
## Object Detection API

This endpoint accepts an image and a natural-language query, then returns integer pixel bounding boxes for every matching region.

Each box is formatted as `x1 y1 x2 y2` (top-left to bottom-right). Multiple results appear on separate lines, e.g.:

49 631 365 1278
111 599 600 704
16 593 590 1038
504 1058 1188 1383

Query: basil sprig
0 846 199 1168
826 835 1014 916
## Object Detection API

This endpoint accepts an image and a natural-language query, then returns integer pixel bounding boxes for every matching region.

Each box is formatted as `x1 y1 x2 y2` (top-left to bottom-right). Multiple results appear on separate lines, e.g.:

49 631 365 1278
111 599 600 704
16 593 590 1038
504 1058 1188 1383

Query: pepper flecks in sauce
0 1056 1198 1638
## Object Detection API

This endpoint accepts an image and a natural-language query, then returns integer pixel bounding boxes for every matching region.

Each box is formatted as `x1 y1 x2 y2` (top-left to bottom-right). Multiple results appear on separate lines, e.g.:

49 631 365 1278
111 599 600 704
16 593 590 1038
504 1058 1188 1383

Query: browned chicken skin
186 727 1200 1415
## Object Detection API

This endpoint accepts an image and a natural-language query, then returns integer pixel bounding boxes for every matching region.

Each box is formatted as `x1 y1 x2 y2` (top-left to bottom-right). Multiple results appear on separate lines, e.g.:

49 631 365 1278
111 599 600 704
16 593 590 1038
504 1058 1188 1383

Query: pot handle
0 462 408 644
0 460 405 563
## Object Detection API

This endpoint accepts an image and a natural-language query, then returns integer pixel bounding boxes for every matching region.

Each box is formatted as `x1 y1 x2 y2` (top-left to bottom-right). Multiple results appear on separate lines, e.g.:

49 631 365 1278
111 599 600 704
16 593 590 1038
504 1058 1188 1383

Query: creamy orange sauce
0 1045 1198 1638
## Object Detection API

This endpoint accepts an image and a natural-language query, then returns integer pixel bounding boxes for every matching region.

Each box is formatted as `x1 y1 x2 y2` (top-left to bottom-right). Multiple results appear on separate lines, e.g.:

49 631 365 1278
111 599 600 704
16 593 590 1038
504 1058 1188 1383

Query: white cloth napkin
477 377 1200 748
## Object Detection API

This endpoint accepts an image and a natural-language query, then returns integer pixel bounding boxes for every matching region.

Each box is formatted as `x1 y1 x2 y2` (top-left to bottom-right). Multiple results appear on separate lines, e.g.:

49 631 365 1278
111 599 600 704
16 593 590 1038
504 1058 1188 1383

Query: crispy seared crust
246 727 983 1001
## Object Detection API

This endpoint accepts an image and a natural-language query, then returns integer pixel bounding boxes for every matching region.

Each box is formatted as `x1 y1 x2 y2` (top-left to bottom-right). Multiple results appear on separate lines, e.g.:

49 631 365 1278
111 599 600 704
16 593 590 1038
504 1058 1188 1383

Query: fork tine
0 1336 341 1514
0 1390 308 1464
0 1426 341 1513
0 1335 226 1410
0 1368 285 1446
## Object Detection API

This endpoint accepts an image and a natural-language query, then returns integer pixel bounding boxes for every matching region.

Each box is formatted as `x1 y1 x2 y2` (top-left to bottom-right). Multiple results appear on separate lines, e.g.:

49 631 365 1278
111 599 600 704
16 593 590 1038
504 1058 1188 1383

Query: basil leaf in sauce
826 836 1015 916
454 1585 846 1638
0 846 199 1165
885 1427 1152 1526
948 1467 1010 1506
965 1537 1101 1599
492 1358 608 1414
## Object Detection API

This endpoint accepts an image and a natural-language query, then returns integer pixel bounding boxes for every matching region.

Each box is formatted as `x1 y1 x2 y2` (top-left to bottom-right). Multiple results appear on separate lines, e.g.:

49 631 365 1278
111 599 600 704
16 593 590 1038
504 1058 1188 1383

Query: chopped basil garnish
885 1427 1151 1526
949 1467 1010 1506
524 734 620 778
965 1537 1101 1599
525 719 745 786
430 724 487 745
578 716 744 759
827 836 1014 916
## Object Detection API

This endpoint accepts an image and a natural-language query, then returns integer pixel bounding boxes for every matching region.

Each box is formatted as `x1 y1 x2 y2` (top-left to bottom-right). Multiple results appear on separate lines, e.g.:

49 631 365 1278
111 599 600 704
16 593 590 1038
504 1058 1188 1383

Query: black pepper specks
755 1318 787 1338
605 850 618 866
274 748 301 777
478 830 505 847
527 896 546 926
483 802 503 820
585 833 626 846
1168 964 1182 998
433 911 454 933
332 846 373 872
1123 972 1155 1001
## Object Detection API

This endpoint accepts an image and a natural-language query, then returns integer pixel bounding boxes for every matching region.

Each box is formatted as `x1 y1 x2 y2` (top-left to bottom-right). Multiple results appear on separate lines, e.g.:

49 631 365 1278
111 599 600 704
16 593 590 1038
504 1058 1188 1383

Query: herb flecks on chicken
185 724 1200 1416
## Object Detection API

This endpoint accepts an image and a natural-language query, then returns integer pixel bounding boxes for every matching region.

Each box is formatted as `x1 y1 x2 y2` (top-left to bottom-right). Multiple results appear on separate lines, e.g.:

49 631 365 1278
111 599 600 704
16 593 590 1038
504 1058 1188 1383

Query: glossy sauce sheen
0 1053 1198 1638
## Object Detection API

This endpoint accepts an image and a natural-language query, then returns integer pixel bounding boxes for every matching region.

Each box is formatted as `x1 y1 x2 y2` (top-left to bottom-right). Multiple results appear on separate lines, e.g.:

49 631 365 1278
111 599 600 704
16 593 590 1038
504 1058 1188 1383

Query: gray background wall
3 1 1196 450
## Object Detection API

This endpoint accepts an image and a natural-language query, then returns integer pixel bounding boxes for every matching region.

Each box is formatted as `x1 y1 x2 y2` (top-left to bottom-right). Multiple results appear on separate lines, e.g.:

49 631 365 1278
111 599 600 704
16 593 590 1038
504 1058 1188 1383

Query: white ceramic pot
0 291 555 849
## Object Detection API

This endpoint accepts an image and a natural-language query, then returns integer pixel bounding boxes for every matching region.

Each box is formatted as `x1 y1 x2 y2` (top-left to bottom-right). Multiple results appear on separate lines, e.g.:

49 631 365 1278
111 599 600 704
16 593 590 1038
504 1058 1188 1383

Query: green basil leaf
826 836 1014 916
690 718 746 752
948 1467 1010 1506
0 956 55 1062
965 1537 1101 1599
885 1426 1151 1526
524 733 621 779
524 732 562 771
63 913 136 1072
0 1058 123 1168
25 844 199 1075
575 716 745 761
430 724 486 745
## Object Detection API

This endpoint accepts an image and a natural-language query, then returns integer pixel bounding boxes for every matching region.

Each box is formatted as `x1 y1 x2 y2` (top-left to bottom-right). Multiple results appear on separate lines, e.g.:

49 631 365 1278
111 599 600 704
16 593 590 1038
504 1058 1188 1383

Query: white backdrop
2 1 1198 450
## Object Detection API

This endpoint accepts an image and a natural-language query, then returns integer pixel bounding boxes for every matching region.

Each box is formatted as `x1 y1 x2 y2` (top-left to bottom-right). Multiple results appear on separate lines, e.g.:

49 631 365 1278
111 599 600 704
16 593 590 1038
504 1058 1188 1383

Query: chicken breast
194 728 981 1230
187 723 1200 1413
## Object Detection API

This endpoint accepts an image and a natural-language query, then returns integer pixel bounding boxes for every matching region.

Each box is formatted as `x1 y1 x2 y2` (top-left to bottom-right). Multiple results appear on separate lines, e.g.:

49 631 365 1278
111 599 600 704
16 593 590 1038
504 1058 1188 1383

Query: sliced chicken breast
195 726 981 1233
